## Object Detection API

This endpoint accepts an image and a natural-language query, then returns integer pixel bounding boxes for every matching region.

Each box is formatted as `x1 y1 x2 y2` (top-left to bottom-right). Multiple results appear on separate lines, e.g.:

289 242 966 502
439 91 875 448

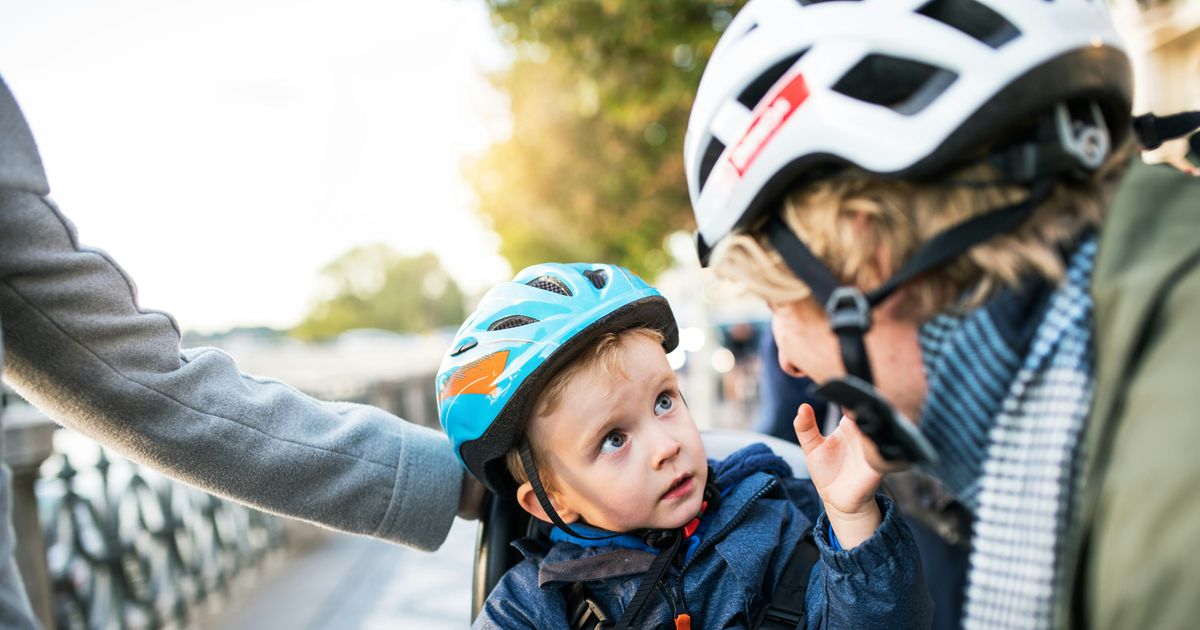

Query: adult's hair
710 147 1132 319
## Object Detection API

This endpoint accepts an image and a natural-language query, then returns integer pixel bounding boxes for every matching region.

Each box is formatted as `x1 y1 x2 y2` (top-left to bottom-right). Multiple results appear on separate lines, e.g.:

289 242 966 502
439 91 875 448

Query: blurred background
0 0 1194 627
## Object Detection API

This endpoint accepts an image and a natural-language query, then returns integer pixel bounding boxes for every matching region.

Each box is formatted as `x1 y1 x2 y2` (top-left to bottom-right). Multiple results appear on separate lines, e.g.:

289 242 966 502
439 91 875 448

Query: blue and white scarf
918 235 1098 630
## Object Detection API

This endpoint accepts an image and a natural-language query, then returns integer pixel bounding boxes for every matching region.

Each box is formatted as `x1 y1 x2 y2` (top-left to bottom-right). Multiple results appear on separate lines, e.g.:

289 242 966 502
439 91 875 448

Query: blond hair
710 149 1131 319
504 327 666 487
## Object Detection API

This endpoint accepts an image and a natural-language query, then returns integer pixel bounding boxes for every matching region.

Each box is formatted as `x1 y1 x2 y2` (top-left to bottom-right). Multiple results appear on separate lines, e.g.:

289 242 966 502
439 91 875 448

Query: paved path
209 518 476 629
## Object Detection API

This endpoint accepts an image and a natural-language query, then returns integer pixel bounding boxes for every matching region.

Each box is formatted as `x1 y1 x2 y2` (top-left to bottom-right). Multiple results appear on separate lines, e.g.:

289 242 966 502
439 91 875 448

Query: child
438 263 932 629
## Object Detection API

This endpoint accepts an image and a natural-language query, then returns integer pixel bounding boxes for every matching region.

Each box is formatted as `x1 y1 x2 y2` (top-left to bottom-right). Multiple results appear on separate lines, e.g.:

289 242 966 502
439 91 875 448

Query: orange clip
674 613 691 630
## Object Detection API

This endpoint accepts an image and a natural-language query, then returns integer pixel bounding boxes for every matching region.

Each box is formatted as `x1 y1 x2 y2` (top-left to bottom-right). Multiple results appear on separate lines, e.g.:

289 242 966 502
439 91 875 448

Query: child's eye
600 431 627 455
654 392 674 416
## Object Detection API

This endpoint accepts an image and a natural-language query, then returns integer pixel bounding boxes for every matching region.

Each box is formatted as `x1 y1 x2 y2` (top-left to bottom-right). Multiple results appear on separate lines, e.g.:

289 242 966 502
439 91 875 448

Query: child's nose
650 430 682 470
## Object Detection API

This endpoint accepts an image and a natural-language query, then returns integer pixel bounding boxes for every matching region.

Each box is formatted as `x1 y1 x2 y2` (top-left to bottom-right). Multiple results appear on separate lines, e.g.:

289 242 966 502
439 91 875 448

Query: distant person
439 263 931 629
714 321 762 420
686 1 1200 628
0 75 481 629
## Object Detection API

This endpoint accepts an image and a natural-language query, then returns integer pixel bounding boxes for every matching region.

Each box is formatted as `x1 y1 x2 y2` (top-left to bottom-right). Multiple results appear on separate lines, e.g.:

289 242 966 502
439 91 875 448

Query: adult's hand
457 472 487 521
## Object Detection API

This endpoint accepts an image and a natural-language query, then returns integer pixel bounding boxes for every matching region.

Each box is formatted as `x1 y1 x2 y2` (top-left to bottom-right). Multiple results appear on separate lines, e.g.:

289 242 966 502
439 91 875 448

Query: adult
0 75 479 628
684 1 1200 629
754 325 827 442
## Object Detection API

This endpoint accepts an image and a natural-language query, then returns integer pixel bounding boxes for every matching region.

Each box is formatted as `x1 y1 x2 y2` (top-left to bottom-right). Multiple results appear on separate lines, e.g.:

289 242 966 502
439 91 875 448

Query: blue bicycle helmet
436 262 679 495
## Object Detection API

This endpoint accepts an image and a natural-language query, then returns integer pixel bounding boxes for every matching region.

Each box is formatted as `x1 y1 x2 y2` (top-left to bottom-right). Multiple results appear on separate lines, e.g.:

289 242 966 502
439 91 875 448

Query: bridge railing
37 438 288 630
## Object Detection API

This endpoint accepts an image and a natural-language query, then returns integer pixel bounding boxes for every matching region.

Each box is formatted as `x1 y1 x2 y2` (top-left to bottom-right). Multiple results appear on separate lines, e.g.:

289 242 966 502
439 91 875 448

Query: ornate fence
35 438 287 630
4 352 443 629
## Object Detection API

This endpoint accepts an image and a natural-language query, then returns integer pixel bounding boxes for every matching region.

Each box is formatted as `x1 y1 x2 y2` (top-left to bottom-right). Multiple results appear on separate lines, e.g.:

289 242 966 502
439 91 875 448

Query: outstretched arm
0 188 463 551
792 403 933 627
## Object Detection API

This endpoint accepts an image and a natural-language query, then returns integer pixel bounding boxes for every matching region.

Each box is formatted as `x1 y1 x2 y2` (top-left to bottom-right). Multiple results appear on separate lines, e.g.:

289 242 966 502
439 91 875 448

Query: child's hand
793 403 883 549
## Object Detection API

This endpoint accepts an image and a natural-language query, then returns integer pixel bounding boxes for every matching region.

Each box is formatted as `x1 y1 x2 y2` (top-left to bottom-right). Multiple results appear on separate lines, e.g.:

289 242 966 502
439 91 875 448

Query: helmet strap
519 440 618 541
764 178 1054 464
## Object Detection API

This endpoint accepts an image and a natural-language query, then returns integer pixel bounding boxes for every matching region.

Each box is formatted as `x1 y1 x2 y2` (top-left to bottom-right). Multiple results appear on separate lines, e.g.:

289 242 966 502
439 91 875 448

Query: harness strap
754 533 821 630
612 530 683 629
564 530 823 630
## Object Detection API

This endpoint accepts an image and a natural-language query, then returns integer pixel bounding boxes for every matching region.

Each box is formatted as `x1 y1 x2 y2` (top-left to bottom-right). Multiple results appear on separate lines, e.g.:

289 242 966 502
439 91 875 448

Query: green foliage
467 0 744 279
292 245 465 341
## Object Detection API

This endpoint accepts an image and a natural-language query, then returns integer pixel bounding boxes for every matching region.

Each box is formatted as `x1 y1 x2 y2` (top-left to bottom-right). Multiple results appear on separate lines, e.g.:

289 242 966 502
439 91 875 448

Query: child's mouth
661 474 694 500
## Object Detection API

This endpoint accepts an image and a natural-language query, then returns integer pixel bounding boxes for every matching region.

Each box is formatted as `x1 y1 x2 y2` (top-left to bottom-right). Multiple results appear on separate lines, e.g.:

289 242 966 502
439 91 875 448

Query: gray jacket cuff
377 423 464 551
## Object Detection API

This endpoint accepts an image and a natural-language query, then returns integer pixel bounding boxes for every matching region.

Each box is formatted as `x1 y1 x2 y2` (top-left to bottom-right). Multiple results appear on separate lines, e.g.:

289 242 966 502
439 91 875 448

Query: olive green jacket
1058 160 1200 629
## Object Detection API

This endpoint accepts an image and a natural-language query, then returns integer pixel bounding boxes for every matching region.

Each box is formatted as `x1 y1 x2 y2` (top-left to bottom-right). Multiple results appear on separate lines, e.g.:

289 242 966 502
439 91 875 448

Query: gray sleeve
0 188 463 552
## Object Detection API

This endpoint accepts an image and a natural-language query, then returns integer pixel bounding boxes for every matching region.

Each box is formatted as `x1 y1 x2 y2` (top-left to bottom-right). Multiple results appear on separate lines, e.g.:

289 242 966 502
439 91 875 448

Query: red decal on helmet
728 73 810 177
439 350 509 401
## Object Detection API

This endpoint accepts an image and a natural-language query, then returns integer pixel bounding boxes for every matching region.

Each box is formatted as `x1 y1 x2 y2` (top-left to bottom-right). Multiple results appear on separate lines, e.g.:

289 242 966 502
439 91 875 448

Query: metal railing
6 362 443 629
35 438 287 630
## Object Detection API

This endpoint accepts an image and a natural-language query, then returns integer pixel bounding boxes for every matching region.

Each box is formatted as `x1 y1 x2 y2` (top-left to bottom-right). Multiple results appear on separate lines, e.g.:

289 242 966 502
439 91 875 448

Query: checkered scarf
918 235 1098 630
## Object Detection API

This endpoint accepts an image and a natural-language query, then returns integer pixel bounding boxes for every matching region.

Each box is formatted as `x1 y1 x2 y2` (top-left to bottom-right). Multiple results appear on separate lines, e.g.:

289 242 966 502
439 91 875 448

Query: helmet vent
582 269 609 289
916 0 1020 49
737 50 808 110
527 275 573 296
697 137 726 192
488 315 539 331
832 55 958 116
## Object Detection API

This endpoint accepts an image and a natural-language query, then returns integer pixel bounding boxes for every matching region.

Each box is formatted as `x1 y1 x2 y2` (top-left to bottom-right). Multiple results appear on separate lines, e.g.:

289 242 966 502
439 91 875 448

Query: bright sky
0 0 514 333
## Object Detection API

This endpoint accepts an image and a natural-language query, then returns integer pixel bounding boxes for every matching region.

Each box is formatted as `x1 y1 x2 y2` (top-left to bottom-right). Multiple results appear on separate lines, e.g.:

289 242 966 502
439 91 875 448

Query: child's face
525 334 708 532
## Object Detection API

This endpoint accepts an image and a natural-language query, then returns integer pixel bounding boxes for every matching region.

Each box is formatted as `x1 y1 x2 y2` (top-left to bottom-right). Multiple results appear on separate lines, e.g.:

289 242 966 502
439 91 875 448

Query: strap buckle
758 604 804 629
566 582 611 629
825 286 871 335
1055 102 1109 171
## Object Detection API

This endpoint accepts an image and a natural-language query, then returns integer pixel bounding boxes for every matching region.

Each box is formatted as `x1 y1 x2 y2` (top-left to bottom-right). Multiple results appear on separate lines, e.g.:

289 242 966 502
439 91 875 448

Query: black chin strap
520 441 618 541
765 179 1056 465
757 106 1200 465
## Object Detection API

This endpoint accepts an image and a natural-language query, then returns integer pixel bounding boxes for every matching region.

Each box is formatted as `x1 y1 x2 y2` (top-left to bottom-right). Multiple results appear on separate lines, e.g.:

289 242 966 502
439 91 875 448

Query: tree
292 245 465 340
467 0 744 279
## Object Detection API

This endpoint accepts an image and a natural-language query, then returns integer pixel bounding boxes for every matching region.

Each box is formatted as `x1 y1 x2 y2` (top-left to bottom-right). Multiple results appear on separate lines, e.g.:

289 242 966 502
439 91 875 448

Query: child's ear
516 481 579 525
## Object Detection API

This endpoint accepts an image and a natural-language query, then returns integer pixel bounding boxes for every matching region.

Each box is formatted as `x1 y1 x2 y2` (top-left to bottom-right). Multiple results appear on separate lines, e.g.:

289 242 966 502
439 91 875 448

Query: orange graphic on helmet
439 350 510 402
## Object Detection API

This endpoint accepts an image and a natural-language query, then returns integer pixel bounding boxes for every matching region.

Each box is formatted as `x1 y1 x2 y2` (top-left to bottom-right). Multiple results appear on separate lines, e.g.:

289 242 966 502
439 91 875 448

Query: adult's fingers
792 403 824 454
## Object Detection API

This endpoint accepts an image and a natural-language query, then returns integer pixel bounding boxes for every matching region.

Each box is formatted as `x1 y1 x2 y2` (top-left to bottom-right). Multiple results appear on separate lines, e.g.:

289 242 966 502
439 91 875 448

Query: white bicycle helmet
685 0 1132 258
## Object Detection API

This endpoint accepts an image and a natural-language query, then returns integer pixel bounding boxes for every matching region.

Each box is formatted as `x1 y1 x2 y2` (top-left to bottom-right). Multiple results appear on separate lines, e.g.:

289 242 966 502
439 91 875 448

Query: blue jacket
475 444 932 629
